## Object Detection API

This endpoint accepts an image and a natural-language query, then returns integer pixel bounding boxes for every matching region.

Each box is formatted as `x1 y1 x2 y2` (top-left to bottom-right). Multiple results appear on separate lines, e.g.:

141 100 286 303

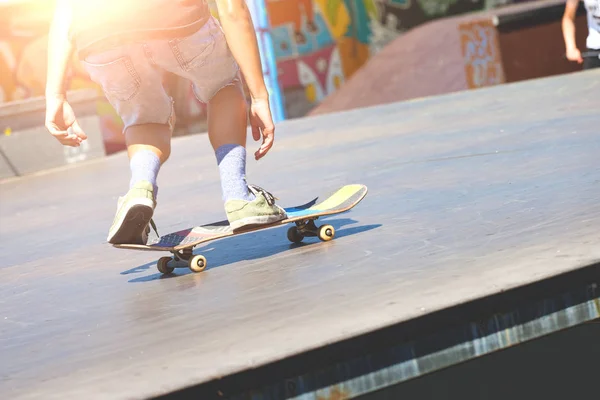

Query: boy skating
45 0 287 244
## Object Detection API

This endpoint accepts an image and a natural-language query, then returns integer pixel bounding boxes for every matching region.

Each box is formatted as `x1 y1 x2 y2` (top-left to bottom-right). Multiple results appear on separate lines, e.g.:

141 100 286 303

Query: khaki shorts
82 17 241 132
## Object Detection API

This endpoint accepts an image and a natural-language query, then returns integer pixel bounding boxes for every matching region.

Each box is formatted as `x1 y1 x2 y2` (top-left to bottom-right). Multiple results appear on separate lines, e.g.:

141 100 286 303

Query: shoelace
144 186 278 241
147 219 159 238
248 184 277 206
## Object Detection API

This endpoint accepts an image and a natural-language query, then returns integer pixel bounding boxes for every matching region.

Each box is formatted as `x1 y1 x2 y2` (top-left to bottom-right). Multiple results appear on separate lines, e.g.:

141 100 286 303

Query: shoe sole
230 213 287 232
107 201 154 245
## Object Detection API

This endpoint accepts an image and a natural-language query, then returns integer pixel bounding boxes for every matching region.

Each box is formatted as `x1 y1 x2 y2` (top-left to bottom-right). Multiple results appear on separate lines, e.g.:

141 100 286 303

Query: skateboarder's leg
159 18 286 229
207 83 255 202
206 83 286 230
83 42 175 244
163 21 252 203
125 122 172 197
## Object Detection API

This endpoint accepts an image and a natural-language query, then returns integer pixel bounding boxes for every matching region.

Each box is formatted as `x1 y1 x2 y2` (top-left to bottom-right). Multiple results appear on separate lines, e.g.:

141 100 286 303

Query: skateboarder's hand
45 95 88 147
566 47 583 64
250 98 275 161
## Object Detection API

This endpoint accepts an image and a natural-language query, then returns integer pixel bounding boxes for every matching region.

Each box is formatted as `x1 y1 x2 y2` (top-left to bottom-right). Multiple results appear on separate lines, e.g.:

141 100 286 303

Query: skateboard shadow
123 217 381 283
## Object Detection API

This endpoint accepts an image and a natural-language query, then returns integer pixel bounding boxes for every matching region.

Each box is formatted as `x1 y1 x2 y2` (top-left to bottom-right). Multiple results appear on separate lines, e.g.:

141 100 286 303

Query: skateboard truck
287 218 335 244
157 218 336 274
157 248 207 274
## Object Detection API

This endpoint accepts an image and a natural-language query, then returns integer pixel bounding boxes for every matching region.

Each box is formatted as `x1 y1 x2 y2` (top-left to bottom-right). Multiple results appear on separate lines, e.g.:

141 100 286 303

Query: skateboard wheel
157 257 175 274
189 254 207 273
318 224 335 242
287 226 304 243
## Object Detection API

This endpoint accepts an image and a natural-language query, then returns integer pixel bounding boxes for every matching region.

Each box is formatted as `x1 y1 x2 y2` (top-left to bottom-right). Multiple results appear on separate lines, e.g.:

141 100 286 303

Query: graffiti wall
1 0 539 149
265 0 537 118
459 20 505 89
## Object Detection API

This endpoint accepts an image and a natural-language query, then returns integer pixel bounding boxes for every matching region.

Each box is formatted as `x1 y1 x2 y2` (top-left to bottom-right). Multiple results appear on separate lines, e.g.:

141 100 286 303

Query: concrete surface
310 0 589 116
0 89 106 177
1 69 599 399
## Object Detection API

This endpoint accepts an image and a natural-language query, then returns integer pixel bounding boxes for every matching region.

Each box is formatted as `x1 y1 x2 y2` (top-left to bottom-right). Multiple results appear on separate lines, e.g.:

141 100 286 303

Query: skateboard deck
113 184 368 274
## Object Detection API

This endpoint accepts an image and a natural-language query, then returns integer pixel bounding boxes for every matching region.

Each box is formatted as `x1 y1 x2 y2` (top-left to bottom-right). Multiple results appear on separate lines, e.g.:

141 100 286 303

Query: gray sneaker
225 185 287 231
107 180 156 244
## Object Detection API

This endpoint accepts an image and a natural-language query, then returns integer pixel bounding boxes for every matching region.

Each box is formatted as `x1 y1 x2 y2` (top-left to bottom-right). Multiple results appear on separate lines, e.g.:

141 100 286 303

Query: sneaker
225 184 287 231
107 180 156 244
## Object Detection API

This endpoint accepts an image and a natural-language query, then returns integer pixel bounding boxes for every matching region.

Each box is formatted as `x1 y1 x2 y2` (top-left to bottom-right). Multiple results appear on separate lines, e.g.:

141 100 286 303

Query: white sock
129 150 160 197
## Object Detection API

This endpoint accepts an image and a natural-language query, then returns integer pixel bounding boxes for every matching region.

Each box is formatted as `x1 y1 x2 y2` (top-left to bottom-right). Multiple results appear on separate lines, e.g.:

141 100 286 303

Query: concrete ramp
310 0 591 116
1 70 599 399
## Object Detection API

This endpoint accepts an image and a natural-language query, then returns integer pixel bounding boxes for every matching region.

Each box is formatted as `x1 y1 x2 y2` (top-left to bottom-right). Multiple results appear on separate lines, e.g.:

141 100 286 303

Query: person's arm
214 0 268 101
45 0 87 147
214 0 274 160
562 0 583 63
46 0 74 98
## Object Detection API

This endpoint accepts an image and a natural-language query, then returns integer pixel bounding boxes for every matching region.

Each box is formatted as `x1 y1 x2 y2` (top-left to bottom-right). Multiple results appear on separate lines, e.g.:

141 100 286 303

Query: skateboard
113 184 368 274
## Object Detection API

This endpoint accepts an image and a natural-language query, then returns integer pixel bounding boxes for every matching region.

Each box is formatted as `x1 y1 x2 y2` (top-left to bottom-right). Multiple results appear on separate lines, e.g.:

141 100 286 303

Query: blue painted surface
343 0 372 44
271 25 295 59
285 209 323 218
313 13 335 49
296 30 317 56
284 198 319 214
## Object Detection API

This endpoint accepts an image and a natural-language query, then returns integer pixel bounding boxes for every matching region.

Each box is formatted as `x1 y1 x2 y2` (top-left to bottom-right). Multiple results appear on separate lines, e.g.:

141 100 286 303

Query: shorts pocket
169 23 216 71
82 56 141 101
